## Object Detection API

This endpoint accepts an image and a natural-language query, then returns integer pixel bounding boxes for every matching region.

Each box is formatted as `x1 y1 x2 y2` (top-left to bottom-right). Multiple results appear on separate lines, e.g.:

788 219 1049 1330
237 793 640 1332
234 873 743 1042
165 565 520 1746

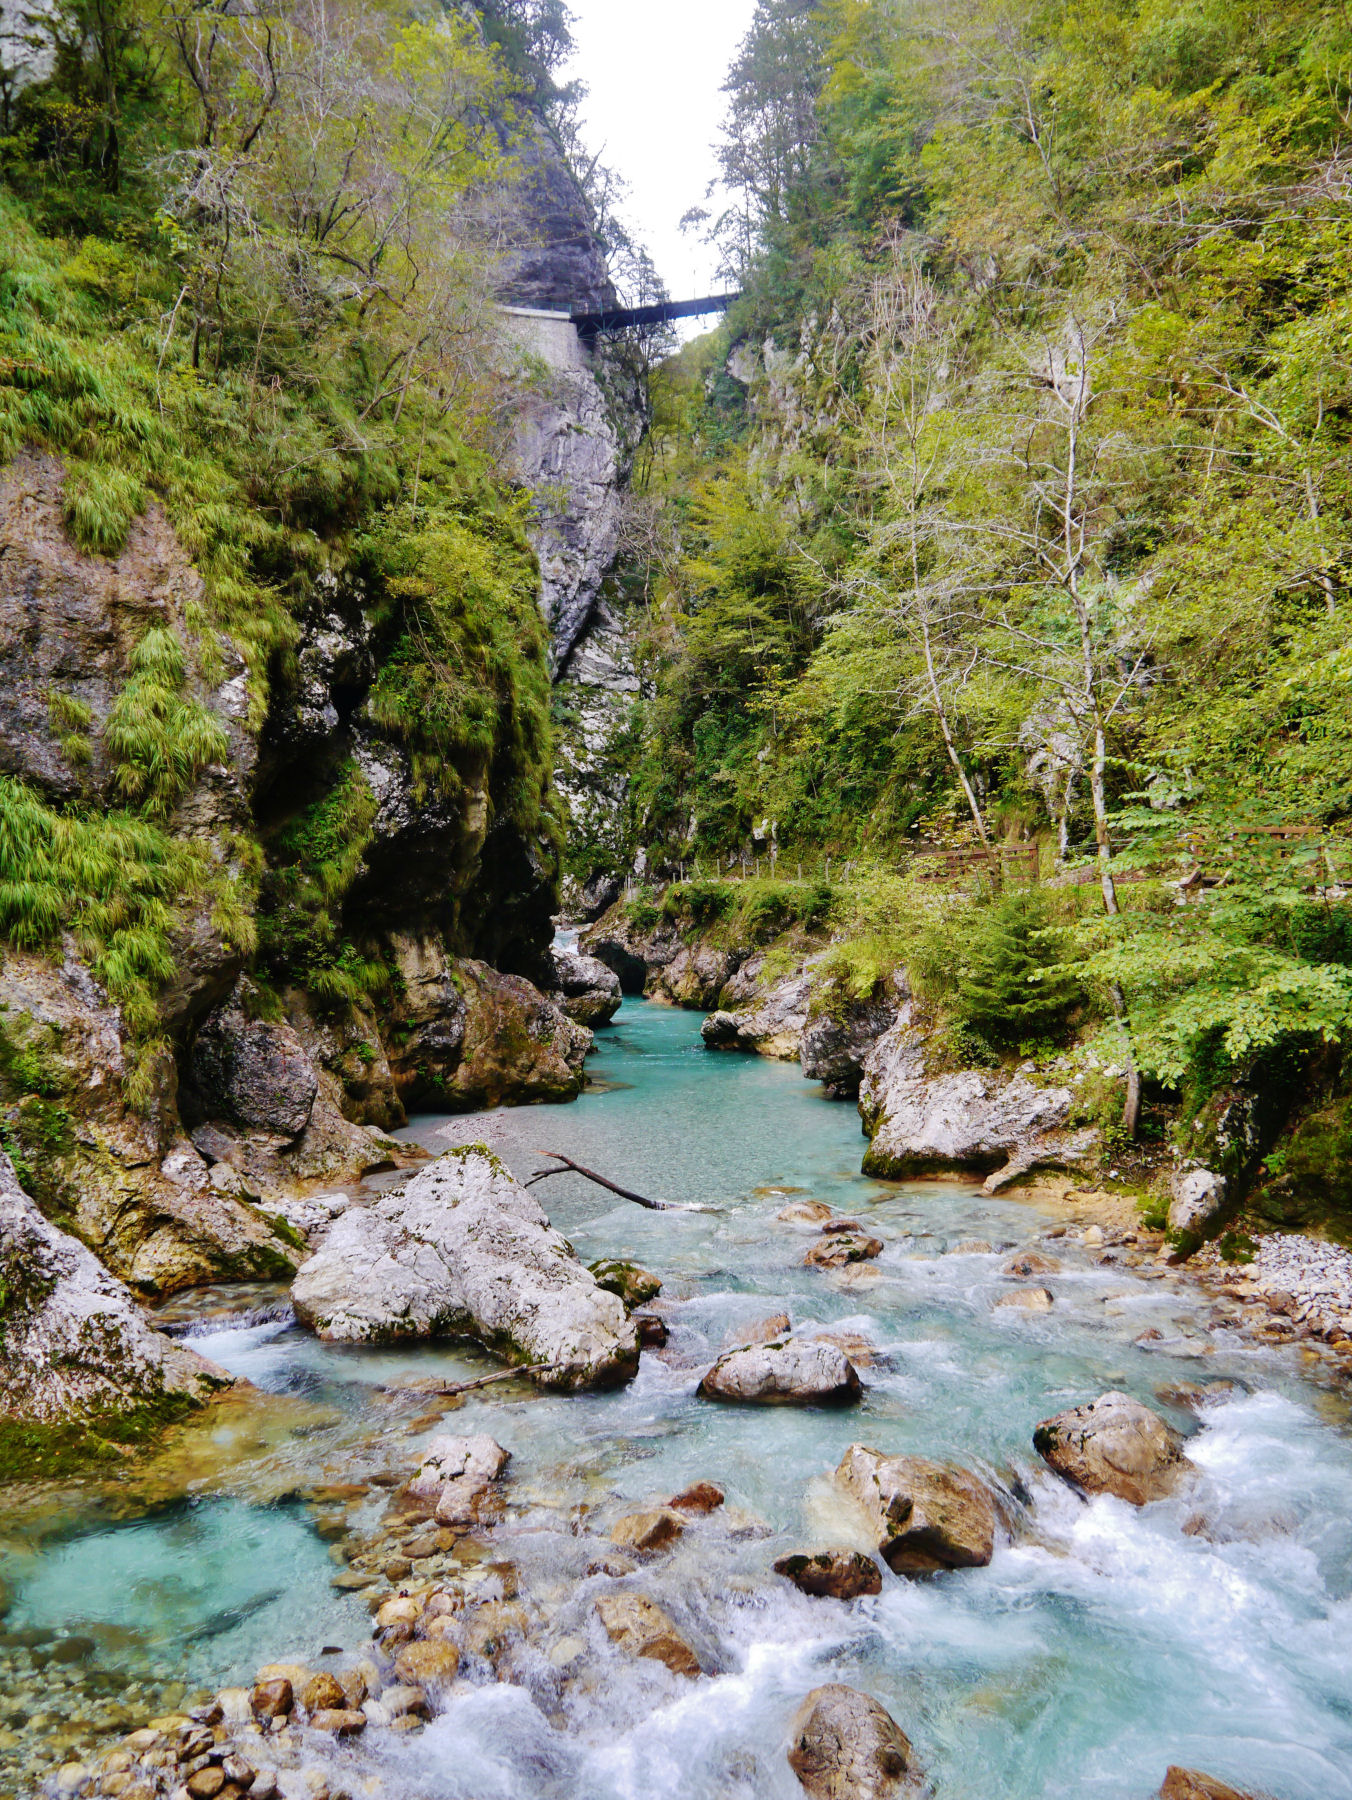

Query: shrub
952 890 1083 1049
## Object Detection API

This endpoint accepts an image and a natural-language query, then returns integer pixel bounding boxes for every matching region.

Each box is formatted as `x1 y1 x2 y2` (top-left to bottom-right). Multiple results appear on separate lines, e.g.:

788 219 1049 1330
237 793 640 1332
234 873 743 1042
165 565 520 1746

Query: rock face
859 1015 1096 1187
0 1154 226 1452
702 957 814 1061
697 1338 862 1407
787 1685 921 1800
801 982 904 1100
382 938 591 1109
188 1001 319 1137
773 1550 883 1601
290 1148 639 1389
1034 1391 1195 1505
550 945 622 1027
1168 1168 1227 1238
0 952 304 1295
835 1445 998 1573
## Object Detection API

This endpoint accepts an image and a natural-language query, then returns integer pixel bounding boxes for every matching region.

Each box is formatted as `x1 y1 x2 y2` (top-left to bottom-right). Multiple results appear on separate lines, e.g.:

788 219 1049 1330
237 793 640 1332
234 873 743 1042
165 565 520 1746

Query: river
6 997 1352 1799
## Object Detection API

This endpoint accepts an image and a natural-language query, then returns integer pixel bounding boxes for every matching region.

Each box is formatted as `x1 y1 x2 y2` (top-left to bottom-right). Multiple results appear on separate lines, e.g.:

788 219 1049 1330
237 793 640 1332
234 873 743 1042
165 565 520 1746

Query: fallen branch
383 1361 563 1398
524 1151 672 1210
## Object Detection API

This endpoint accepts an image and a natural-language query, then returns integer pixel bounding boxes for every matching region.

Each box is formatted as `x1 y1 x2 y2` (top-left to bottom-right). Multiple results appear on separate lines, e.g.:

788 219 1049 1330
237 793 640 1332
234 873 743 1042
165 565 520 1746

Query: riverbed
8 998 1352 1799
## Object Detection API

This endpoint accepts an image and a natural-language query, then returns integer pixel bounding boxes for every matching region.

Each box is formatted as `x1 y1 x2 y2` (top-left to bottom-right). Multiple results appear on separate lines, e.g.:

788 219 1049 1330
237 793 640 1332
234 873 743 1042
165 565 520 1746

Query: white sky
561 0 758 302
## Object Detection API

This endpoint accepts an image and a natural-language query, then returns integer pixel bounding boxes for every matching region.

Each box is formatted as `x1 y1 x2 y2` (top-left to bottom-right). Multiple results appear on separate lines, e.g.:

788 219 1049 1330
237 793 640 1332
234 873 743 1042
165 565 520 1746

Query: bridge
570 292 739 340
499 292 740 374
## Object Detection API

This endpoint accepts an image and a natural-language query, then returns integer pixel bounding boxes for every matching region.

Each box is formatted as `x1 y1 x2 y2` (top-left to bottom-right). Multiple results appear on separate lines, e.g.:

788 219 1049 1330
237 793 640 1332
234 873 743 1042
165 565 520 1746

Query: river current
8 997 1352 1798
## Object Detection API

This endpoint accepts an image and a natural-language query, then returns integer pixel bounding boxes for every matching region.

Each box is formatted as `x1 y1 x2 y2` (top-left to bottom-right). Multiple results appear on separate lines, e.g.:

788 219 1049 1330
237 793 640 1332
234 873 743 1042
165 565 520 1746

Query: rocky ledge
290 1147 639 1388
858 1011 1098 1190
0 1153 229 1474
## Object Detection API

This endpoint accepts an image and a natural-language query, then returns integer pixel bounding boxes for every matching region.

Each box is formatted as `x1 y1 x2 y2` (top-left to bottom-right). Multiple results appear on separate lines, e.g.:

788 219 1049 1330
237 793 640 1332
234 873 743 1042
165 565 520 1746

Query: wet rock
698 1338 862 1407
1168 1169 1227 1238
588 1260 662 1309
994 1287 1054 1312
0 1153 228 1443
550 946 622 1027
835 1445 998 1572
787 1684 921 1799
309 1708 366 1735
1034 1391 1195 1505
391 1642 460 1689
1003 1250 1060 1276
1155 1380 1242 1412
594 1593 701 1677
1157 1770 1256 1800
635 1313 669 1348
701 960 813 1060
298 1675 345 1715
186 1770 226 1799
778 1202 834 1226
950 1239 993 1255
291 1147 639 1388
729 1313 793 1347
407 1434 511 1525
380 1685 430 1721
773 1550 883 1601
859 1017 1096 1186
250 1679 292 1721
610 1509 685 1553
669 1482 725 1515
804 1234 883 1269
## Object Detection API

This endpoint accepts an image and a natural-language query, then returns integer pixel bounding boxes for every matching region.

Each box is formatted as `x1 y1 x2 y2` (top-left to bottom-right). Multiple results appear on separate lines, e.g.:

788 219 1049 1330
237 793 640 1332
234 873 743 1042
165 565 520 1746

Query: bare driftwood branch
381 1361 563 1398
524 1151 672 1210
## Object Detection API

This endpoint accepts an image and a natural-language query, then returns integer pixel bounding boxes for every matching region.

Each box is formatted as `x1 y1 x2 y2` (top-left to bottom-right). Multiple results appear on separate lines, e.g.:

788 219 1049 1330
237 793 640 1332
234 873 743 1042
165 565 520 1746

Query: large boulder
858 1016 1095 1187
1168 1168 1227 1238
290 1147 639 1389
550 944 622 1027
787 1685 922 1800
188 994 319 1137
835 1444 998 1572
0 1154 227 1469
1034 1391 1195 1505
383 939 591 1109
697 1337 862 1406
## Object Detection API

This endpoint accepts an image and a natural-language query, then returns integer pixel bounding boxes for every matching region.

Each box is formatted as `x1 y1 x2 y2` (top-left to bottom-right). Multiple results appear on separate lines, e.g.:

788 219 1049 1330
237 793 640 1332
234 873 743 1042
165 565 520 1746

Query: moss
261 1212 307 1254
0 1388 202 1484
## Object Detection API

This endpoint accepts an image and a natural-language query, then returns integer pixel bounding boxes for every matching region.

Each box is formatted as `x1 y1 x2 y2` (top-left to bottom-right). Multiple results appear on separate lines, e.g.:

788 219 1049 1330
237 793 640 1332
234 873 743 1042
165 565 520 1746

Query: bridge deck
571 293 739 335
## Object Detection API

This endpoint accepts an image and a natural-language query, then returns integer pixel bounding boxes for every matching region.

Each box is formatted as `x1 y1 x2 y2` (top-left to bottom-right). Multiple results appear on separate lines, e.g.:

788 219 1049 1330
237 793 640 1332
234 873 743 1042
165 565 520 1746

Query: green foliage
951 891 1083 1050
104 628 230 817
0 774 247 1045
260 762 382 1003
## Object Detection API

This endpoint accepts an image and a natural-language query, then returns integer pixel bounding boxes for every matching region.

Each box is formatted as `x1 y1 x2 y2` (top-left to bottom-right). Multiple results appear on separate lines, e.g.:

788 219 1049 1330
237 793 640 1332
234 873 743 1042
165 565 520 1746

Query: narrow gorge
1 2 1351 1799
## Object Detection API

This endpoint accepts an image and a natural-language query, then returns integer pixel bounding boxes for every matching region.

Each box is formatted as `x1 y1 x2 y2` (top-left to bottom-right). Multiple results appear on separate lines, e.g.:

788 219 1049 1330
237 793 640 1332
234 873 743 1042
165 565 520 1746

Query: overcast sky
561 0 758 303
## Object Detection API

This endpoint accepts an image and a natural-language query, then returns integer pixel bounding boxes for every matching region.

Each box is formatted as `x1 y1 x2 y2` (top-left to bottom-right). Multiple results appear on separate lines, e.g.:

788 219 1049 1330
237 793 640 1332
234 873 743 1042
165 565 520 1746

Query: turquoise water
12 998 1352 1798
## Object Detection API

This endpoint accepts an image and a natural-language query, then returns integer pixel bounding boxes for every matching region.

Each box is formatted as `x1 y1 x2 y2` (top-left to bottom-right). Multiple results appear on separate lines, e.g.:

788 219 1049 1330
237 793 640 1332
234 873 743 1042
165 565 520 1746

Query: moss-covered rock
0 1150 228 1479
